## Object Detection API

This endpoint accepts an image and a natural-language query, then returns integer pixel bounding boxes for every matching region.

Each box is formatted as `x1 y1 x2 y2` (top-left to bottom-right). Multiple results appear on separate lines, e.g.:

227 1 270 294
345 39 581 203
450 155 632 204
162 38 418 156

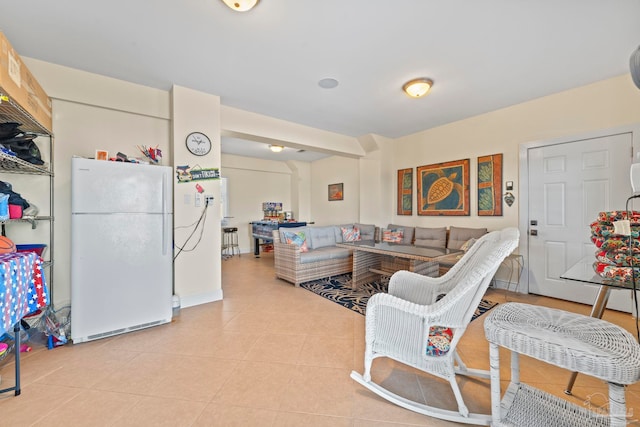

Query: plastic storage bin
16 244 47 257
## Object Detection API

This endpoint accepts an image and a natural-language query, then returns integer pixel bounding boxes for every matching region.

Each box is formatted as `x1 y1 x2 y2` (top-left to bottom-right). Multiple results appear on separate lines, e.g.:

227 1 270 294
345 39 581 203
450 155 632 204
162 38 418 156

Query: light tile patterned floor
1 252 640 426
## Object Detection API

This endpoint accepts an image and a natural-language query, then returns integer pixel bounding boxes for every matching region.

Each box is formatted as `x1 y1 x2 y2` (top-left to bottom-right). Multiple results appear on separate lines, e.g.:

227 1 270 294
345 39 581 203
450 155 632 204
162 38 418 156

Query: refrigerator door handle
162 171 168 216
162 171 169 256
162 214 167 256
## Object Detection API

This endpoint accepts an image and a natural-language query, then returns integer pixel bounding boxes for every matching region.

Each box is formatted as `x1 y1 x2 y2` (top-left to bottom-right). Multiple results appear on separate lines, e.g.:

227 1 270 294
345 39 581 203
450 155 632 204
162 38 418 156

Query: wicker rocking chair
351 227 520 425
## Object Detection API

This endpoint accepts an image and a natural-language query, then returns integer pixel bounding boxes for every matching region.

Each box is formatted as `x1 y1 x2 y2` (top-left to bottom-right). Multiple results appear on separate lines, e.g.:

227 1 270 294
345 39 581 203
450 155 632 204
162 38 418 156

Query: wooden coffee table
336 241 461 290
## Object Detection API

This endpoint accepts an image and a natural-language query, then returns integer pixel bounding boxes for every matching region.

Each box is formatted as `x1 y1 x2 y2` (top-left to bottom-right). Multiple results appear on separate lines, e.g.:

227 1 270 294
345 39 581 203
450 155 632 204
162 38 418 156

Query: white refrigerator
70 157 173 343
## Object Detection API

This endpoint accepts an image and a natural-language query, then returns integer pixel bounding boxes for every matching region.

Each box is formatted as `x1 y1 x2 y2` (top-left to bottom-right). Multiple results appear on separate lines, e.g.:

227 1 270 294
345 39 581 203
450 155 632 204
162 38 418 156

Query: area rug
300 273 498 320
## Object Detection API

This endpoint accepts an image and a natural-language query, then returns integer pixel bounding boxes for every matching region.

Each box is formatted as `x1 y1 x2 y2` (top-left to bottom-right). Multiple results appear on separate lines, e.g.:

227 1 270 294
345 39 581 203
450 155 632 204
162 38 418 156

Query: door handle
530 229 538 236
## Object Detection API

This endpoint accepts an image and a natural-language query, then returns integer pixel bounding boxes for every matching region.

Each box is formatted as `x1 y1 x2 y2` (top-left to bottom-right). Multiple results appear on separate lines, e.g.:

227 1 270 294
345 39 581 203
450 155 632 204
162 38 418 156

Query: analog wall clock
185 132 212 156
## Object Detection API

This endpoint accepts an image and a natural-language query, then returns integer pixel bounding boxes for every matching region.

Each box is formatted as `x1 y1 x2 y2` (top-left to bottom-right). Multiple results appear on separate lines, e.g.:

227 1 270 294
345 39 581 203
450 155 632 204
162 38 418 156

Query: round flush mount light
318 78 339 89
402 78 434 98
221 0 259 12
269 145 284 153
631 45 640 90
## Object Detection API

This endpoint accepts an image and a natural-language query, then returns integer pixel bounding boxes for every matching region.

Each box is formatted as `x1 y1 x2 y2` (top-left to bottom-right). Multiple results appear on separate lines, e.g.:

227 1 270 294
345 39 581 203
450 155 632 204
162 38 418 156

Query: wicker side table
484 302 640 427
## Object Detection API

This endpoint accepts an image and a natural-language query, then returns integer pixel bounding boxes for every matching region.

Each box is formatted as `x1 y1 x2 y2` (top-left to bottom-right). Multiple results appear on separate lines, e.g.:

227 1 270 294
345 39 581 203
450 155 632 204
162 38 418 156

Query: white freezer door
71 157 173 214
71 212 173 342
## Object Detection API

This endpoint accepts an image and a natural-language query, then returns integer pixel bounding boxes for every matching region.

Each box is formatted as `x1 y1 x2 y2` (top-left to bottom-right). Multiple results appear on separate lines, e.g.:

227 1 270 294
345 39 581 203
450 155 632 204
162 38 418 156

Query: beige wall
23 56 369 308
358 135 395 227
221 153 293 253
24 58 172 308
51 100 171 306
171 85 222 308
390 74 640 233
22 54 640 303
310 156 360 226
221 106 364 158
26 60 225 309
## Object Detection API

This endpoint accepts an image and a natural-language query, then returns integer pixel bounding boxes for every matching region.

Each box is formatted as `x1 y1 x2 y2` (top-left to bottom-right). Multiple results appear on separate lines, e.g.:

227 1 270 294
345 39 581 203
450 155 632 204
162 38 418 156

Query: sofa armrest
274 240 301 264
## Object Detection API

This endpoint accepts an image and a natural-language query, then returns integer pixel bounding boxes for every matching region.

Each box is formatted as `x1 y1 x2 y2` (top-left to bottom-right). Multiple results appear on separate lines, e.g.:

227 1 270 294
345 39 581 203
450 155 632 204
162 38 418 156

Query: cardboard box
0 32 52 133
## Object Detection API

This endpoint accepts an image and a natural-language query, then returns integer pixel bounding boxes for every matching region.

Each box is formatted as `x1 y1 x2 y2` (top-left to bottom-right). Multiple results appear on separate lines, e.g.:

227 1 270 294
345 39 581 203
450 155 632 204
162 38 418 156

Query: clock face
185 132 212 156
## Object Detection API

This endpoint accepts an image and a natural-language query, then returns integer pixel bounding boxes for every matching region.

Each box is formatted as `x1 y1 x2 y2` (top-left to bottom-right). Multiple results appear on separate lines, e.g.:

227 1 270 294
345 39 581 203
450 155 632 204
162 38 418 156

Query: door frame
518 123 640 294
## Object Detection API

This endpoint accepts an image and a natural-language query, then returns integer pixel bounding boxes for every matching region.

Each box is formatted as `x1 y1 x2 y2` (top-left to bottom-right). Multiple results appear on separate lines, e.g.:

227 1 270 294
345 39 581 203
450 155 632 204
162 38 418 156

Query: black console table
250 221 306 257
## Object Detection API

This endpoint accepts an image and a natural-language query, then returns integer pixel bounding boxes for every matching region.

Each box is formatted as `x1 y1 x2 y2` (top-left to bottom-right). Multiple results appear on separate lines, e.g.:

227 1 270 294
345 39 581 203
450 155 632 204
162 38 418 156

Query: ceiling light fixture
402 78 434 98
221 0 259 12
318 78 339 89
631 45 640 90
269 145 284 153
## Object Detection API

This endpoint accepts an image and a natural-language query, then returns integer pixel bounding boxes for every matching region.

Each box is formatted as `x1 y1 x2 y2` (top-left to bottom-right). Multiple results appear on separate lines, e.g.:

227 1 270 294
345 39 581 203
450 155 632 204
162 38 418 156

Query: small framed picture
328 183 343 201
95 150 109 161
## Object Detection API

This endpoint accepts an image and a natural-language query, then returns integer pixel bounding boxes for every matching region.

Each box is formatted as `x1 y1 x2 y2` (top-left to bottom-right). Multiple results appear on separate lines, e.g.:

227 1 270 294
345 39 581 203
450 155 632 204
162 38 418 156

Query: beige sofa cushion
354 223 376 241
308 226 338 249
414 227 447 248
386 224 414 245
448 226 488 250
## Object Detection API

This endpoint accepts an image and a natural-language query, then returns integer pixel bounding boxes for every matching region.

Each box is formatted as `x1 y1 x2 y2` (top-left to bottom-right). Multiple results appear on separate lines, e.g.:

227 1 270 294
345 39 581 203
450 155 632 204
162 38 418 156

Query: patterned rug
300 273 498 320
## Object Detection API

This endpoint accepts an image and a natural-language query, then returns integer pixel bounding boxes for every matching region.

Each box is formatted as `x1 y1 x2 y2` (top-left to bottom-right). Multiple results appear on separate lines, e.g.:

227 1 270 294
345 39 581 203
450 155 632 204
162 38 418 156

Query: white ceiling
221 136 330 162
2 0 640 162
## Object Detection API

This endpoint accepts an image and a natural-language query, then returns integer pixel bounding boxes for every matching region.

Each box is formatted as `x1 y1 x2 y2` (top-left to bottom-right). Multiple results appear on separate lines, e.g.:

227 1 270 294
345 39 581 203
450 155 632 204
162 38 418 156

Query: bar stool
222 227 240 258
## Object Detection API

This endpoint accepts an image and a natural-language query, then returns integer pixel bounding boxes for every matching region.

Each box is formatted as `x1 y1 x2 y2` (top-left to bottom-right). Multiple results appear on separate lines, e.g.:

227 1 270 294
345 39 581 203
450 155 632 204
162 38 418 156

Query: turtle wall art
417 159 470 216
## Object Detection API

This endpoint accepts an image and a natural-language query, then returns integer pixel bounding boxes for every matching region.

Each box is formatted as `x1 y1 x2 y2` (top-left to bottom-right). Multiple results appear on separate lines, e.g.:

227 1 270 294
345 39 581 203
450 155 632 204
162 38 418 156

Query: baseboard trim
180 289 224 308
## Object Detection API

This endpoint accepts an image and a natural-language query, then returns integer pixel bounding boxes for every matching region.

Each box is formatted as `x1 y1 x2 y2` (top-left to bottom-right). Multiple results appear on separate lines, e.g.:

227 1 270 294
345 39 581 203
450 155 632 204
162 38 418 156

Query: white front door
527 132 635 312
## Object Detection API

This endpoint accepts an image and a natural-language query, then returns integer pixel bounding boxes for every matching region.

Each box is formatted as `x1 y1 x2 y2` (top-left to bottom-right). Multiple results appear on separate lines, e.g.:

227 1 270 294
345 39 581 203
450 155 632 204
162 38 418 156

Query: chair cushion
341 226 361 242
448 226 488 250
308 226 338 249
299 246 351 264
426 326 453 356
355 223 376 241
282 230 309 253
414 227 447 248
387 224 414 245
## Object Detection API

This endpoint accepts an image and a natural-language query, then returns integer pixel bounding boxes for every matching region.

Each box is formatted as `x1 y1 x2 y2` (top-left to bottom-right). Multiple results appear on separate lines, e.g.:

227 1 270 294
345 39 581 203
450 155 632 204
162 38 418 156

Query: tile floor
1 252 640 426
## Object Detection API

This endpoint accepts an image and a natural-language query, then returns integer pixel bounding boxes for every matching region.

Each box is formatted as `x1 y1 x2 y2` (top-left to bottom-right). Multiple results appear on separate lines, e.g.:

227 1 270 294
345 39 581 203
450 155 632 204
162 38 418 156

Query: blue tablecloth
0 251 48 336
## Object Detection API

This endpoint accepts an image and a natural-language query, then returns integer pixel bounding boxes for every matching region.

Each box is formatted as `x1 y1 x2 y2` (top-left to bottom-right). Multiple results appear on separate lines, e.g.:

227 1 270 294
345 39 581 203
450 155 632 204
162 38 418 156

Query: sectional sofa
272 222 487 286
272 223 376 286
383 224 488 275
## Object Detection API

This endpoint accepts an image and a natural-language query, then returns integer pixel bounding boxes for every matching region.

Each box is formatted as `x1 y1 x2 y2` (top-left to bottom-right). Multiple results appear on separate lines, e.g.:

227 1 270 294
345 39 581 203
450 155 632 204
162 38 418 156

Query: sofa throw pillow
387 224 414 245
341 226 361 242
448 226 488 250
426 326 453 356
283 231 309 253
354 223 376 241
382 229 404 243
460 238 477 252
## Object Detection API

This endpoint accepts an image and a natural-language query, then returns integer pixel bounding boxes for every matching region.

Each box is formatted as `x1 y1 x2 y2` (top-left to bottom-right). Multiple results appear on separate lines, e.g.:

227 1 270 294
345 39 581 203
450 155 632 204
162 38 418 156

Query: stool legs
222 232 230 259
222 228 240 259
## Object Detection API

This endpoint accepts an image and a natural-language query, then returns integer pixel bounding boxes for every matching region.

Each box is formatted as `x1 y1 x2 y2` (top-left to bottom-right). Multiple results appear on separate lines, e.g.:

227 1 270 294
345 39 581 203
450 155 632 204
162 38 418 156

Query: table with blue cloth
0 251 49 396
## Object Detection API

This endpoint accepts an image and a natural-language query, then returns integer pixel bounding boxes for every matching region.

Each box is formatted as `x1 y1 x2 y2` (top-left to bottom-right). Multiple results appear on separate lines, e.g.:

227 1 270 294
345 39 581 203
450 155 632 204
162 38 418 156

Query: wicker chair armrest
388 270 456 305
367 291 437 314
366 292 449 328
365 292 458 356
